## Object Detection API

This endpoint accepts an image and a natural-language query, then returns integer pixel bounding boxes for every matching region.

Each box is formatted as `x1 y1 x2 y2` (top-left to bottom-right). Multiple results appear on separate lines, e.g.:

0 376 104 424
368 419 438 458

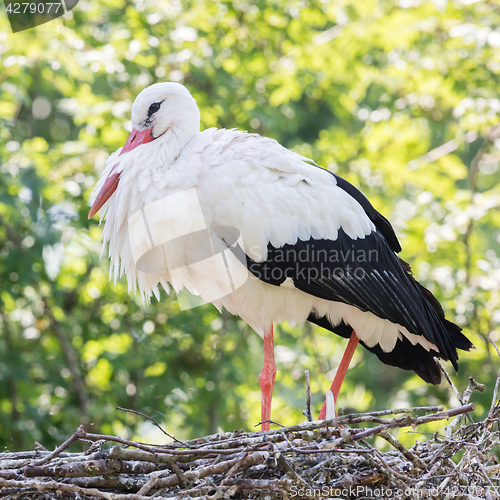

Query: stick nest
0 397 499 499
1 360 500 499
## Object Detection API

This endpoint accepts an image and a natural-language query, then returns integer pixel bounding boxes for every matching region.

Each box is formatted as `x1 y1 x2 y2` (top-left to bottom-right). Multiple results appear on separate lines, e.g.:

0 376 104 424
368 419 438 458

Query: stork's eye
147 101 162 117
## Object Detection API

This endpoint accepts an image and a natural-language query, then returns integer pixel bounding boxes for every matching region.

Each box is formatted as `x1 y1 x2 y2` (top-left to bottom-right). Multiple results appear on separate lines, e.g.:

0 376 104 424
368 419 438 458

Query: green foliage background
0 0 499 451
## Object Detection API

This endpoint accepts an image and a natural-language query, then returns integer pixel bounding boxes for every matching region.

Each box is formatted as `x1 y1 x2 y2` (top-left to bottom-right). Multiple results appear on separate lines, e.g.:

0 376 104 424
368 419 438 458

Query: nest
1 364 500 499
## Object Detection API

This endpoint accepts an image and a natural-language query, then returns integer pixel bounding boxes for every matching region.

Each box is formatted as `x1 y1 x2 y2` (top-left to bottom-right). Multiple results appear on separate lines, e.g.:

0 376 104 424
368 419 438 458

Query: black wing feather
246 228 473 379
236 169 473 383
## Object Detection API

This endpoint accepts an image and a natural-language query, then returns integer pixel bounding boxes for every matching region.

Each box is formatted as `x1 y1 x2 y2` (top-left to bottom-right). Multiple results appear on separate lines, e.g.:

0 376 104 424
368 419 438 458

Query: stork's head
124 82 201 153
89 82 200 218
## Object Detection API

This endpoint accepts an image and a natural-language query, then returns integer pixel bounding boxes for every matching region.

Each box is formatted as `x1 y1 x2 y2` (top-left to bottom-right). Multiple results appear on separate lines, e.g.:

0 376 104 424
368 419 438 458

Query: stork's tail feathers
408 264 475 374
414 319 474 385
443 319 475 357
308 310 474 386
413 356 441 385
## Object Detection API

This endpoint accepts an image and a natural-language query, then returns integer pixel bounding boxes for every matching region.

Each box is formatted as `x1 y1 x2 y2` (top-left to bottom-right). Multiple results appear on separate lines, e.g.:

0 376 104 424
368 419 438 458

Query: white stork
89 82 473 431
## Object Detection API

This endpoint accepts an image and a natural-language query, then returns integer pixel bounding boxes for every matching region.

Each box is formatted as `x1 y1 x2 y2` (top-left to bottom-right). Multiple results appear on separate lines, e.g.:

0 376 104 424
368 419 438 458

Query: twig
167 459 188 487
488 338 500 417
276 452 317 496
137 475 159 496
463 377 485 405
81 430 245 456
263 405 467 436
434 357 474 424
446 377 484 438
434 357 464 403
302 370 313 422
378 430 426 470
23 459 159 478
254 420 284 428
30 425 86 467
220 452 248 486
478 462 500 496
372 448 412 486
0 478 168 500
33 442 47 452
116 406 187 445
155 451 270 488
332 404 474 445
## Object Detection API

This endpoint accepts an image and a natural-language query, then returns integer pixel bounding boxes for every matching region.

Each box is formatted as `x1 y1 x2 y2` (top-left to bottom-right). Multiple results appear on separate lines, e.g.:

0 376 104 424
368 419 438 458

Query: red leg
258 325 276 431
319 330 359 420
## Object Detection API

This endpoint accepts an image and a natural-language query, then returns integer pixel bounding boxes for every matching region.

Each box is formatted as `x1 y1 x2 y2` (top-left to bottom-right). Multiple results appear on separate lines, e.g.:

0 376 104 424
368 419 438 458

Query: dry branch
1 389 499 499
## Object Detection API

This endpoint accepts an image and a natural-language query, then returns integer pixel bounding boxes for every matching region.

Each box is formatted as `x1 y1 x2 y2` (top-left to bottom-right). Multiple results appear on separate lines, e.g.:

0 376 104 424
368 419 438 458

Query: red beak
88 127 155 219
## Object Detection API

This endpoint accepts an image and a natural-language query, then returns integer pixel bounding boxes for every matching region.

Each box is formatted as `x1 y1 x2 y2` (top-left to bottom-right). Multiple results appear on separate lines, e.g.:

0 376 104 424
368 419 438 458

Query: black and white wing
244 171 472 384
198 130 473 384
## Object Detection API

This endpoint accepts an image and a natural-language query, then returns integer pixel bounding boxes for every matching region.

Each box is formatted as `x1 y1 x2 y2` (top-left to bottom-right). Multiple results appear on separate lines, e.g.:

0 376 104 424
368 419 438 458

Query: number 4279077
6 3 62 14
